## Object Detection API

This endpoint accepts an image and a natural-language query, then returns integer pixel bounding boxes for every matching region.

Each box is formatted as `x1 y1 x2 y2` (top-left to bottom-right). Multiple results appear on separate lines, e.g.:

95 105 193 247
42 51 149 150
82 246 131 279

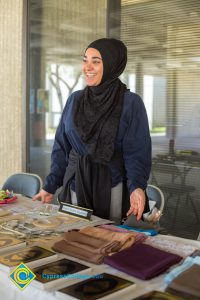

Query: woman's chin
86 81 95 86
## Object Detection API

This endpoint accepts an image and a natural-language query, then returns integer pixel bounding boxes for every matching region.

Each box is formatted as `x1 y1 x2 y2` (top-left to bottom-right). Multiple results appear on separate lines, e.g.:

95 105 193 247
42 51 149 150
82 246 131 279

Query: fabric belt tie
58 149 112 219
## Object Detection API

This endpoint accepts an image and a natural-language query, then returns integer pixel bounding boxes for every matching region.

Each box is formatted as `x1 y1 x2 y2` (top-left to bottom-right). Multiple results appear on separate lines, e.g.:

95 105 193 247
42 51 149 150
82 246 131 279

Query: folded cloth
117 225 158 236
98 224 135 233
123 214 156 229
190 249 200 258
61 231 120 254
52 231 120 264
144 236 197 258
164 256 200 284
123 214 168 234
98 224 148 244
104 243 182 280
166 264 200 300
80 226 135 251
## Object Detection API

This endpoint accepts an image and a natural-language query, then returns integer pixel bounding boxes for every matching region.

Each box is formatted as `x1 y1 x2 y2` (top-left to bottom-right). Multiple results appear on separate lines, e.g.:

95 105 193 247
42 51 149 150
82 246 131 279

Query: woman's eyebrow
92 56 102 60
83 55 102 60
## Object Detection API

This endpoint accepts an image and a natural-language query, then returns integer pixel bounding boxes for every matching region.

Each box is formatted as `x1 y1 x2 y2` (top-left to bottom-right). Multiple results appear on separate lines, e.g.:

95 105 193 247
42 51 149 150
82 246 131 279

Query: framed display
56 272 136 300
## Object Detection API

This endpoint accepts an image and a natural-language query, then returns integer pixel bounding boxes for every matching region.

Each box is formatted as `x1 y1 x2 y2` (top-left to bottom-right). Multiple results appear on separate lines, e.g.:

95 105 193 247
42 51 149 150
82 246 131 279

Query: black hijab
74 38 127 163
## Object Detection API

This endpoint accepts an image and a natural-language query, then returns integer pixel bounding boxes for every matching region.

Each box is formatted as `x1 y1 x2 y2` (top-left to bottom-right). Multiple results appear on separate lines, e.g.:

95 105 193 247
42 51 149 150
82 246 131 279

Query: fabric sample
164 256 200 284
166 264 200 299
144 236 197 258
80 226 135 251
117 224 158 236
104 243 182 280
52 231 120 264
98 224 147 244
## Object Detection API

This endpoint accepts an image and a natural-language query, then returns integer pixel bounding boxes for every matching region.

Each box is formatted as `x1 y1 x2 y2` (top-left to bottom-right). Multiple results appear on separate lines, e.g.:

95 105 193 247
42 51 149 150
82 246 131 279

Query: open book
0 234 26 254
56 272 136 300
0 245 57 272
32 257 91 290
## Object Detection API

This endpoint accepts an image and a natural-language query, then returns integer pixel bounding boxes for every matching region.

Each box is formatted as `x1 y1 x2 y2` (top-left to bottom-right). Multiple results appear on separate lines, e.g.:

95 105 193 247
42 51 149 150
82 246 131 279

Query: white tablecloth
0 196 200 299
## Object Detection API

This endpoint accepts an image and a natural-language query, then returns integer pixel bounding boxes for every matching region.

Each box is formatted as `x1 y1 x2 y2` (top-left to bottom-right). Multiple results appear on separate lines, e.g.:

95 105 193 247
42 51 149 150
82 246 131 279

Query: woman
33 38 152 223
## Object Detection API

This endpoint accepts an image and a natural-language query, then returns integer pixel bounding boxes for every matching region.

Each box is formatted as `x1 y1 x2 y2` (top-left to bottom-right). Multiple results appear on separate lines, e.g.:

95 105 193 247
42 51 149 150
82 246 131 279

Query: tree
47 64 81 111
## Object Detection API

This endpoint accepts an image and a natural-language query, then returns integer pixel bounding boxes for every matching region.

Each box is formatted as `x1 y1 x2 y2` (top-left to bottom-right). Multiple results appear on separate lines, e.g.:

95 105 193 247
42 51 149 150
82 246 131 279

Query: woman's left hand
126 188 145 220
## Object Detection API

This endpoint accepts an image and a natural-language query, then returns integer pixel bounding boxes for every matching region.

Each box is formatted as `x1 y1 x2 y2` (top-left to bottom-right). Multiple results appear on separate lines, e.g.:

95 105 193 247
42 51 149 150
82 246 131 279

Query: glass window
28 0 200 239
28 0 106 178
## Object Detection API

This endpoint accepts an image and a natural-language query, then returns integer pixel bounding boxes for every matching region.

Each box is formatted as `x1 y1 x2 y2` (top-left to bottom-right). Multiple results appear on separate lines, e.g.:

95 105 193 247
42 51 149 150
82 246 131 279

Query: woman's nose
84 61 93 70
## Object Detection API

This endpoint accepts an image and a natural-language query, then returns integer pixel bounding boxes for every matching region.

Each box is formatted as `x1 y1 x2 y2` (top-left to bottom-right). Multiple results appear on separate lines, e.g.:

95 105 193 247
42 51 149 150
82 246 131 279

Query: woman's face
82 48 103 86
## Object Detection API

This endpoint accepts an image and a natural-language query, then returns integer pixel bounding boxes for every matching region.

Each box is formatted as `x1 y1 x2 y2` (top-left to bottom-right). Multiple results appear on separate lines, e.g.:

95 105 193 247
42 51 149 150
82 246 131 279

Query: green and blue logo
9 262 36 290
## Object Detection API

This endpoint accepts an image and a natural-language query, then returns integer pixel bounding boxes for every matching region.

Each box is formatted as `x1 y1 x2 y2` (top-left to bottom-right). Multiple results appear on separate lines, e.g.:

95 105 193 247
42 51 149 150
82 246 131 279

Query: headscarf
73 38 127 163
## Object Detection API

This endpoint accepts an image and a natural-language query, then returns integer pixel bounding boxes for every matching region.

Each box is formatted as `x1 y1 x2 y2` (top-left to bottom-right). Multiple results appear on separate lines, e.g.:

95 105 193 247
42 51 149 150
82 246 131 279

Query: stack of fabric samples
98 224 148 244
164 254 200 299
164 256 200 284
166 264 200 299
52 225 138 264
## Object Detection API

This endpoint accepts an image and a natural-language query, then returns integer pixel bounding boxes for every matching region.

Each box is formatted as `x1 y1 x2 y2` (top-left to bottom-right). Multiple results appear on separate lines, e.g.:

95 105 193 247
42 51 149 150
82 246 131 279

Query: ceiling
29 0 200 74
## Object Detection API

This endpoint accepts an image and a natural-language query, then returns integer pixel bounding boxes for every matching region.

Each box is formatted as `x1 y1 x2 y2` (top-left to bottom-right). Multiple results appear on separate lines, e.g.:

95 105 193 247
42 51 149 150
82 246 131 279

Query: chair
151 157 182 187
142 184 165 223
123 184 165 227
151 157 199 229
146 184 165 214
2 172 43 198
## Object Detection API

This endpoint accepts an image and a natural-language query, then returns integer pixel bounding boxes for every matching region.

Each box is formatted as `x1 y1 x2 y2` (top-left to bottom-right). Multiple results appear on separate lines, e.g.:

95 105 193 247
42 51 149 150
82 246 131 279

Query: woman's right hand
32 189 53 204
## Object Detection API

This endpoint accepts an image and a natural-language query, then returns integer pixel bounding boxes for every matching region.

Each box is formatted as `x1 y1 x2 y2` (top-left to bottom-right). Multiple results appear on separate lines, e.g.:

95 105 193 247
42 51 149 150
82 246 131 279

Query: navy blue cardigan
43 90 152 195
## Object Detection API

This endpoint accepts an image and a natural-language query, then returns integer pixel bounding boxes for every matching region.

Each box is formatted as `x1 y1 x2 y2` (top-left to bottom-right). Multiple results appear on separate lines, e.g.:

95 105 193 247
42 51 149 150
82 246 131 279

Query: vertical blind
120 0 200 239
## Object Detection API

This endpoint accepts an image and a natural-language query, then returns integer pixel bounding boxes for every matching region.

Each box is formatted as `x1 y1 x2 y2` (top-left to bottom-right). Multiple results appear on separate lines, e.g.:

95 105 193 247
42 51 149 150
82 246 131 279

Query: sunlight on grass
151 127 166 134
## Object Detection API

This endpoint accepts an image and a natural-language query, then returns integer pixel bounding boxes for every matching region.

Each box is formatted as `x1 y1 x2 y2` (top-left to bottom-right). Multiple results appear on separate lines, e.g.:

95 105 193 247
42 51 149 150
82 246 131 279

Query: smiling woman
33 38 152 224
82 48 103 86
27 0 200 239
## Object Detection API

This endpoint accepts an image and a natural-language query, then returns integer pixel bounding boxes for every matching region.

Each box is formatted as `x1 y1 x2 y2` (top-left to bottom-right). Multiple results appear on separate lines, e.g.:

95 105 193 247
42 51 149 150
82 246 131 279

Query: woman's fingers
127 188 145 220
32 193 41 201
41 194 53 204
32 189 53 204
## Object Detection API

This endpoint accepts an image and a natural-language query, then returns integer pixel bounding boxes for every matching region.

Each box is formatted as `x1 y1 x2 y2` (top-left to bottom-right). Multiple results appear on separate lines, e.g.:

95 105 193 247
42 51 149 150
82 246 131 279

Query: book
134 290 184 299
56 272 136 300
0 234 26 254
0 245 57 272
32 258 91 290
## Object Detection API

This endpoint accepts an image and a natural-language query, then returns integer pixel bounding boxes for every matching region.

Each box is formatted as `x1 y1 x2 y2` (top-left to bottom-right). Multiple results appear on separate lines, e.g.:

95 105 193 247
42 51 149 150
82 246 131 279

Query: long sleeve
43 98 72 194
122 92 152 194
43 90 151 195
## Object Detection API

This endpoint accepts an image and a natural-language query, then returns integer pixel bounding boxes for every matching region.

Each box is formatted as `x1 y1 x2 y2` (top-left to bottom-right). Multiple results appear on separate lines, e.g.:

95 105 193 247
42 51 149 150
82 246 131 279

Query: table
152 153 200 186
0 195 200 299
151 154 200 230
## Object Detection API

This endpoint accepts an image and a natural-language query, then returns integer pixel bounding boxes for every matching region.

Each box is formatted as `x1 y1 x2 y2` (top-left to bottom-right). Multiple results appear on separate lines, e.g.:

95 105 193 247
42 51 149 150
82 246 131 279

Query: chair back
146 184 165 213
151 158 182 186
2 172 43 198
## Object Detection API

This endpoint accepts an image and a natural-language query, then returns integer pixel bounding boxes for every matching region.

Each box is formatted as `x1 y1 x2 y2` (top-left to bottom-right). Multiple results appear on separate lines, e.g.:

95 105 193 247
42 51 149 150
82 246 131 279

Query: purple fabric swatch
104 243 182 280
